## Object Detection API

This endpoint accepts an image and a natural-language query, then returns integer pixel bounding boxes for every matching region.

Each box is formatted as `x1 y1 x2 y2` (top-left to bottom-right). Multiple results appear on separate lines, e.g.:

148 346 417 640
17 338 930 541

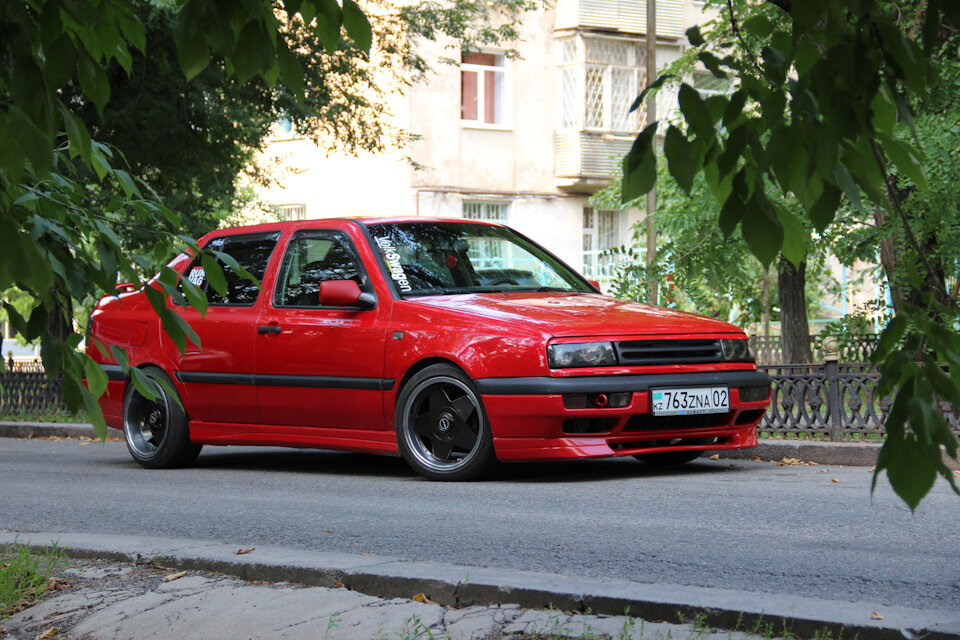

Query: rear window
182 232 281 306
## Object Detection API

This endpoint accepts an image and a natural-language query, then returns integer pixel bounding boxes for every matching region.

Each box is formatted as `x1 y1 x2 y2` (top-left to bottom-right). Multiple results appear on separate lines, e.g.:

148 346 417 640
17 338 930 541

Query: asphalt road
2 438 958 613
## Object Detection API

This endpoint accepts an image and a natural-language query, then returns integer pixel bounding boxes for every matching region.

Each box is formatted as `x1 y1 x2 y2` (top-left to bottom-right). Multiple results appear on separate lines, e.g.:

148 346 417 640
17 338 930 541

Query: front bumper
475 370 769 461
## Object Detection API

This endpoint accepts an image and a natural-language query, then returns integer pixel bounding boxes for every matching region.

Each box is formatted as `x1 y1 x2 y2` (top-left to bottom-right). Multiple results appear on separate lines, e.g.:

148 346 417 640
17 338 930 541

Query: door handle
257 325 282 335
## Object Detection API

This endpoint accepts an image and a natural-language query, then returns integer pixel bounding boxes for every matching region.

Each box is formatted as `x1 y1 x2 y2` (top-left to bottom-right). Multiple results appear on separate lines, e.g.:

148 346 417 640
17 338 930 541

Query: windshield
366 222 593 297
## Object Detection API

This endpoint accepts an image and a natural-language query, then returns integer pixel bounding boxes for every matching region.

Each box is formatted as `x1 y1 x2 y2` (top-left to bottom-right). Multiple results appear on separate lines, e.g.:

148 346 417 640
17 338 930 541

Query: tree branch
869 139 949 304
726 0 775 86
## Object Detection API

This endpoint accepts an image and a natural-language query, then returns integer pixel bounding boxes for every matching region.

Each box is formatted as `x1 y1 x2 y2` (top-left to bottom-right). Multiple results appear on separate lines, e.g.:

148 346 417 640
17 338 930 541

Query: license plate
651 387 729 416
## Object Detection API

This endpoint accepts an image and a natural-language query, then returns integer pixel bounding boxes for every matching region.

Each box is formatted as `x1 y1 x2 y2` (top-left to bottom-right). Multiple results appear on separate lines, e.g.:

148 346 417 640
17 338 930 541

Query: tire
122 366 201 469
633 438 715 466
395 364 495 481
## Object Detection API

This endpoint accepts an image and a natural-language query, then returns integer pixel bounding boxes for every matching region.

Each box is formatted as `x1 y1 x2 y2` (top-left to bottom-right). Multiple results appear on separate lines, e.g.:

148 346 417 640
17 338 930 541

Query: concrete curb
3 420 958 469
1 532 957 640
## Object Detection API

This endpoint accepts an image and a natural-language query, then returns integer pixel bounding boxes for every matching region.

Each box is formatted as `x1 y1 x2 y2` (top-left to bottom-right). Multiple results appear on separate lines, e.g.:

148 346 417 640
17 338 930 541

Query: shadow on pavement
189 446 755 483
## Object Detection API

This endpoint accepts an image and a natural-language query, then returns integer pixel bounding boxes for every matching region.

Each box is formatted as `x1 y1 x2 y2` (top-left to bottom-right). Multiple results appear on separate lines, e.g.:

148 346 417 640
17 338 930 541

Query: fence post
823 337 842 441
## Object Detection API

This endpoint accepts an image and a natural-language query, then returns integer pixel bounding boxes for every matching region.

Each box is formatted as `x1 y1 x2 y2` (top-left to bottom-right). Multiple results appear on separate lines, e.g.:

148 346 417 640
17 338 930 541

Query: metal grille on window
560 34 648 134
582 208 623 292
560 67 583 129
273 204 306 221
584 66 606 129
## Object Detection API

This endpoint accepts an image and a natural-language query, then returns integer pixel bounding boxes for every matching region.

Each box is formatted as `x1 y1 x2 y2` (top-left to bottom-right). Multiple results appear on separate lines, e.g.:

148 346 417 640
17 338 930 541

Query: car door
170 231 281 424
255 227 391 429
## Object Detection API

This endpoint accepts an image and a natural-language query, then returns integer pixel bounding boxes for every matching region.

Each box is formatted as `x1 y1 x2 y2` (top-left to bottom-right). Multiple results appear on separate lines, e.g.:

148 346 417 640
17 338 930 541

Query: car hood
412 292 743 338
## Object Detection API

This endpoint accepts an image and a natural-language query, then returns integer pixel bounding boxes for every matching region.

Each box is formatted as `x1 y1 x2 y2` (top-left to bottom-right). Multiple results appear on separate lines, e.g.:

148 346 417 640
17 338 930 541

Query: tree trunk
778 258 812 364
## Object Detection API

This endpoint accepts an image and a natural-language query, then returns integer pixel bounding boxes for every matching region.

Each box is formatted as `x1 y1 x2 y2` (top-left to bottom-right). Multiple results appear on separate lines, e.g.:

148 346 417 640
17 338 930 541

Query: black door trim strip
174 370 395 391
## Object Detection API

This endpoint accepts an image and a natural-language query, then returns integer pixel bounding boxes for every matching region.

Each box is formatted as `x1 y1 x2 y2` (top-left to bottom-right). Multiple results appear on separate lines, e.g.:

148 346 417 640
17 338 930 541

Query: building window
582 208 624 289
461 51 509 127
463 201 509 222
463 201 510 268
559 35 647 134
273 204 307 221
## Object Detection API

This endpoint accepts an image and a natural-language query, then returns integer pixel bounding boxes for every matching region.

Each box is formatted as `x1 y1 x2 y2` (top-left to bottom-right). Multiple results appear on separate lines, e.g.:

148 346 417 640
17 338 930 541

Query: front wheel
122 366 201 469
395 364 495 481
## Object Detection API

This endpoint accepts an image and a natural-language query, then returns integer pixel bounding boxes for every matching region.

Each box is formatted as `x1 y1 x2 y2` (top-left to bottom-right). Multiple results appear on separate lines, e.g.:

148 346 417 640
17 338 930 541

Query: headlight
720 339 754 362
547 342 617 368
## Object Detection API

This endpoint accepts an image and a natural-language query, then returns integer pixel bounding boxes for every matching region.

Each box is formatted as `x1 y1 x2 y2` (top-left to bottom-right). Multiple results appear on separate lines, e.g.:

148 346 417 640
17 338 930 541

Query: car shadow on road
189 446 756 483
492 457 755 483
191 447 414 478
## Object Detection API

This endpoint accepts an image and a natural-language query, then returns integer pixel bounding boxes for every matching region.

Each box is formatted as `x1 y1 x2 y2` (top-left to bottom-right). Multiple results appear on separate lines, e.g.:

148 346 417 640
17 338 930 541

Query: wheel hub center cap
149 410 162 426
437 413 454 433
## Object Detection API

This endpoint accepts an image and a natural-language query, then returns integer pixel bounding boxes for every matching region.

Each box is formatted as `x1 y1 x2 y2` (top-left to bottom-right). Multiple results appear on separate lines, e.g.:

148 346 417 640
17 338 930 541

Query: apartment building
259 0 711 289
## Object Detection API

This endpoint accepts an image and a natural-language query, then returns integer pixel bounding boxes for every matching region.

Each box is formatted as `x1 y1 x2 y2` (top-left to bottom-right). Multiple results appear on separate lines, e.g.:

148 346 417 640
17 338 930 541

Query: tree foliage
0 0 374 435
623 0 960 508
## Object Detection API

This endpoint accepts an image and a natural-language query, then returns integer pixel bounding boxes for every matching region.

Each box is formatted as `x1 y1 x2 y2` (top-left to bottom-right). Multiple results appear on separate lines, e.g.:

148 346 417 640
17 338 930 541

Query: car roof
198 217 501 240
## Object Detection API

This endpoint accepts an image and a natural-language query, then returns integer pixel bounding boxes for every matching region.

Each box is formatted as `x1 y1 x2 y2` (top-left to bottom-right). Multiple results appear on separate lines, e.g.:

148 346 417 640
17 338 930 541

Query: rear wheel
395 364 495 481
122 366 201 469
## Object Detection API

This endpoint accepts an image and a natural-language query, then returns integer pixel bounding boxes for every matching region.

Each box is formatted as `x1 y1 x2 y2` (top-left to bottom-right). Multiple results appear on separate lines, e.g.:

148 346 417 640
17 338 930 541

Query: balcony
555 0 685 38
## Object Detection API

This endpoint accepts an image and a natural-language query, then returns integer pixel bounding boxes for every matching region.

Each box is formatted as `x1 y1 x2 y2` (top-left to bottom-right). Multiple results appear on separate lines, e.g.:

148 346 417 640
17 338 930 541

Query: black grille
615 339 723 365
623 411 733 432
562 418 616 434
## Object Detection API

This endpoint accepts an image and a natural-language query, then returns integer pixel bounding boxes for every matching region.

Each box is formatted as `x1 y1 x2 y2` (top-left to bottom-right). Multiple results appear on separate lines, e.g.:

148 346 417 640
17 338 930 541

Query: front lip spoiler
474 370 770 395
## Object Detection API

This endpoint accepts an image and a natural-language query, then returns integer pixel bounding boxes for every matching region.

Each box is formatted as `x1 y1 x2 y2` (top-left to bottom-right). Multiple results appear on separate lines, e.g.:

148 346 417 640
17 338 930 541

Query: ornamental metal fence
749 334 880 365
0 363 68 416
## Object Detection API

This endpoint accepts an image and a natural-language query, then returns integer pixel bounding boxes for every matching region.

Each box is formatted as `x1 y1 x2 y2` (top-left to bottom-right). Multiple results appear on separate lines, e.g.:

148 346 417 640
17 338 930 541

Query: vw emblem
437 416 452 433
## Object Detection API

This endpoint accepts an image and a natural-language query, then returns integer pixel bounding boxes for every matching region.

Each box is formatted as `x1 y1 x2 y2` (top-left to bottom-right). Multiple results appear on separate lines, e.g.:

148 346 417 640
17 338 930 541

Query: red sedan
88 218 770 480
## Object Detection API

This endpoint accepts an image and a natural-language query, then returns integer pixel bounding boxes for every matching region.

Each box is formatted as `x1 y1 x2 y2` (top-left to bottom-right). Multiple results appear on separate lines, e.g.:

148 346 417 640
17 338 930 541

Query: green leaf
129 367 160 403
685 26 705 47
276 40 304 100
310 0 343 54
78 52 110 113
58 105 92 163
741 192 782 267
200 252 227 297
663 127 697 194
879 135 928 191
876 316 907 359
342 0 372 51
807 184 841 232
175 23 211 81
84 356 109 399
774 206 807 267
621 123 658 204
678 84 713 139
630 74 674 113
870 85 897 136
742 15 774 38
179 269 209 316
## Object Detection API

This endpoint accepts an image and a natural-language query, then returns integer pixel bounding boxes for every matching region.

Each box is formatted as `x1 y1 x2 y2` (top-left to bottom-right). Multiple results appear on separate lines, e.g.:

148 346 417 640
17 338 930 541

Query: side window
274 231 369 307
181 232 281 306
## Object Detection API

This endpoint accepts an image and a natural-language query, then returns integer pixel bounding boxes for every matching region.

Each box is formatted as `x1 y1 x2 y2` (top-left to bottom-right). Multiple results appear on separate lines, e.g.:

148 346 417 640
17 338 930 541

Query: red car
88 218 770 480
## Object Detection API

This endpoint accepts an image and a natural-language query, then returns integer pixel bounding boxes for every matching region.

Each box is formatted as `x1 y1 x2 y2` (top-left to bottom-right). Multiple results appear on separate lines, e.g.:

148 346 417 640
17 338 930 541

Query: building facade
258 0 709 290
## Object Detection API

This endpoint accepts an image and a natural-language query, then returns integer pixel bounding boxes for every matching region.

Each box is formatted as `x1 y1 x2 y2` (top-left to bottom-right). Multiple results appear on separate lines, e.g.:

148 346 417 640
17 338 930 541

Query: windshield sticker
376 237 412 293
187 266 205 286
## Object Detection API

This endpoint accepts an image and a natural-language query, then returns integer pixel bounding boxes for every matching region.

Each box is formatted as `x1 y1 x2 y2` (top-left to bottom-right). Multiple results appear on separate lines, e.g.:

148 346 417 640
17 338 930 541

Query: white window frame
273 203 307 222
462 200 510 222
460 50 513 130
557 34 646 134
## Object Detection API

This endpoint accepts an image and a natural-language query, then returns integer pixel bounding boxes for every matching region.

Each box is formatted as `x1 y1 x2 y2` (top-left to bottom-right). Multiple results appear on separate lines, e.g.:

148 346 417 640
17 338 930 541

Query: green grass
0 541 67 619
0 409 88 423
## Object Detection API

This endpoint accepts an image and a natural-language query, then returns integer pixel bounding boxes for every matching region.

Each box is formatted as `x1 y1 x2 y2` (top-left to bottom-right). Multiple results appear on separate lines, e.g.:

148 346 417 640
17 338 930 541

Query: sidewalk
0 555 751 640
2 532 958 640
4 420 958 469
